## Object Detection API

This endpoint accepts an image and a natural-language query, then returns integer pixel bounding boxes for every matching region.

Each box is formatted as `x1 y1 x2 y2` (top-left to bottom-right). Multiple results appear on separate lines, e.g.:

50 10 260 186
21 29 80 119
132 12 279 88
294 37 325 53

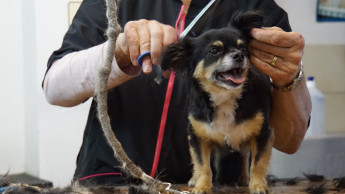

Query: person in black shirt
43 0 311 185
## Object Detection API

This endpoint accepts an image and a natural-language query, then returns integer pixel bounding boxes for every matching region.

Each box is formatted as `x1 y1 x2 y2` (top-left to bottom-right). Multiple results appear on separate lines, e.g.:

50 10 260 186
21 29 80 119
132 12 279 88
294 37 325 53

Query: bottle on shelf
306 76 325 137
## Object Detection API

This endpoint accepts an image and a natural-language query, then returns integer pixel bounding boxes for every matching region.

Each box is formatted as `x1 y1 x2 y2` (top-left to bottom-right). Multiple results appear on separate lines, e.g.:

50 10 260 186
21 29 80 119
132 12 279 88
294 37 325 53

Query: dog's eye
209 47 223 56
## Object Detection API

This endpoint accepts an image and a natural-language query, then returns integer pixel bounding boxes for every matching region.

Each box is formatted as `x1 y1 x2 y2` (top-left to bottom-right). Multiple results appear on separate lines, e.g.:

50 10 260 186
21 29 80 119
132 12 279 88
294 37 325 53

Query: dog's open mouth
215 68 245 86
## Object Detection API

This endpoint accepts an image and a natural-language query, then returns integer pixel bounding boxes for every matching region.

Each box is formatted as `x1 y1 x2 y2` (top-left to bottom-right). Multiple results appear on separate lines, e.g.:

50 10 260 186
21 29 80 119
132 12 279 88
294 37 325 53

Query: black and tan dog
161 11 273 194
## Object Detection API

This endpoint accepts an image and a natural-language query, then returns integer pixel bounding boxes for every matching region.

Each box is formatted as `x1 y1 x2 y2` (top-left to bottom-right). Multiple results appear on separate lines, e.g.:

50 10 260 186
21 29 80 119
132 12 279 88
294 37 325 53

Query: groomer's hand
115 19 177 74
248 27 305 87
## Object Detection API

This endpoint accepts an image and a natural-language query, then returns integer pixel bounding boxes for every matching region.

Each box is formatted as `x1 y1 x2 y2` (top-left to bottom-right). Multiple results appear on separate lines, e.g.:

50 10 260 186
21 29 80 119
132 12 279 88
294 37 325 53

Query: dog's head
161 11 264 91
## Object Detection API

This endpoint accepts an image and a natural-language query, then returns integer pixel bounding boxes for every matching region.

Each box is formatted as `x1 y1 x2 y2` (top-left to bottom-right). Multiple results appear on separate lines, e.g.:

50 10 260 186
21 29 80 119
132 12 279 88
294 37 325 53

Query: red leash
150 5 186 178
150 71 176 177
79 172 122 181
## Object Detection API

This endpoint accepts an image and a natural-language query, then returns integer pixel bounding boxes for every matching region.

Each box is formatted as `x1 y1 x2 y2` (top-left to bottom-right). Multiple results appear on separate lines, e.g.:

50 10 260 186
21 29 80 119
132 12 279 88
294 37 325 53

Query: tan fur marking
188 146 201 186
249 131 275 193
237 39 244 46
189 112 265 151
215 111 265 150
212 40 223 47
193 61 206 80
188 138 213 193
188 115 223 144
193 60 227 94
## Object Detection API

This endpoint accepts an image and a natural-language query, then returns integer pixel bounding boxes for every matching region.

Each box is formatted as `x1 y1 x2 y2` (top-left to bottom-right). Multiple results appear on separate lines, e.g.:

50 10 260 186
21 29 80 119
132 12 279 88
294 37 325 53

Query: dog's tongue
222 73 245 84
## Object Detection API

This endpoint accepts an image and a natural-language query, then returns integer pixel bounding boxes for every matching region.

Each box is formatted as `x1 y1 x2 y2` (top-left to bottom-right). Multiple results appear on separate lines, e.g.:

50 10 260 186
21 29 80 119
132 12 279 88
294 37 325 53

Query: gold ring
271 56 278 67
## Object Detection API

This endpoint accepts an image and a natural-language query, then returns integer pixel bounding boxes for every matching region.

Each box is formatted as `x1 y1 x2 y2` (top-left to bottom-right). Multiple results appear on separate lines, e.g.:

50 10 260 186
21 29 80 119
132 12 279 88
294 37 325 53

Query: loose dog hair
161 11 273 194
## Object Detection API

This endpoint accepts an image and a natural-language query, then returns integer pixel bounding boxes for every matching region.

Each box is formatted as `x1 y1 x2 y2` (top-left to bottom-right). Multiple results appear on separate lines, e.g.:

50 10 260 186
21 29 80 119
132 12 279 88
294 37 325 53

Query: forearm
43 41 141 107
271 76 312 154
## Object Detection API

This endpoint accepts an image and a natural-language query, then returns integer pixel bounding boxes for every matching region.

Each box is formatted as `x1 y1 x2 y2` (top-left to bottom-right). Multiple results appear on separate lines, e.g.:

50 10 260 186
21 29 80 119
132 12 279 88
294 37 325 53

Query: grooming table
117 179 343 193
130 179 344 193
6 173 52 188
70 179 344 193
1 177 344 193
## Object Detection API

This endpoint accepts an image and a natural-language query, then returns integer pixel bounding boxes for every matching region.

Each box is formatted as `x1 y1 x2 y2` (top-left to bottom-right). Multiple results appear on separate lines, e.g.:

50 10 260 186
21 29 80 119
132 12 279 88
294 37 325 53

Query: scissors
137 0 218 84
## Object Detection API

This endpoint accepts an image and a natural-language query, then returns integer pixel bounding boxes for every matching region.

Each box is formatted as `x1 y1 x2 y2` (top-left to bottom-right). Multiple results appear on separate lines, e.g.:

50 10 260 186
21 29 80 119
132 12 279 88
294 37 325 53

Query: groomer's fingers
249 41 301 86
162 24 178 48
137 20 153 73
249 27 305 86
149 22 177 65
124 21 141 67
251 27 304 48
263 26 282 31
123 20 177 74
249 40 285 59
147 21 165 67
141 21 177 69
249 40 303 66
123 19 155 73
250 54 299 86
124 19 155 74
250 27 304 66
115 33 131 67
249 46 286 71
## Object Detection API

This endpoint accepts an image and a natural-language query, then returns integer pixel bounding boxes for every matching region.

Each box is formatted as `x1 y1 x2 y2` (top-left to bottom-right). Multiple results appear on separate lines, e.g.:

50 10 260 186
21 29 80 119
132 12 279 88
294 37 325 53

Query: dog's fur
161 11 273 194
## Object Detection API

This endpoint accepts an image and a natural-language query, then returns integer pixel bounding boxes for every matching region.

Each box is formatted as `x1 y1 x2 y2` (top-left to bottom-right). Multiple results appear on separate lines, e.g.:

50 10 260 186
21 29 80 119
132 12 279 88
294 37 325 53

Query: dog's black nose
232 51 245 62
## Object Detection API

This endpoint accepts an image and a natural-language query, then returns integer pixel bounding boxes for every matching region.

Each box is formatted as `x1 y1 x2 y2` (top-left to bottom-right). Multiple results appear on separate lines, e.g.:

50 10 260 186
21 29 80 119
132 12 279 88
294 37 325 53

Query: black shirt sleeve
258 0 292 32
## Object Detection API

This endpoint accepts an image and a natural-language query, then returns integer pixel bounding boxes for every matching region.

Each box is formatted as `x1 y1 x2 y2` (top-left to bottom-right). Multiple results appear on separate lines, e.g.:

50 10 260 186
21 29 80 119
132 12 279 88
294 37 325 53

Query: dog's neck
210 87 243 108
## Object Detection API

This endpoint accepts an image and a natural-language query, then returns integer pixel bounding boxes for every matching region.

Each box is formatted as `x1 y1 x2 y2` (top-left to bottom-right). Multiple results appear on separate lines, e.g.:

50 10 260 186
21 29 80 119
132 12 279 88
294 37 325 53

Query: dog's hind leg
248 130 274 194
238 145 250 186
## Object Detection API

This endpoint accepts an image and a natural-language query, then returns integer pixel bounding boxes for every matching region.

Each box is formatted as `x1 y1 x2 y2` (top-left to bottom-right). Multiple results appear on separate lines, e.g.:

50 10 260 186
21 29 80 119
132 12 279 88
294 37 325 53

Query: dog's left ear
160 41 192 77
229 10 264 39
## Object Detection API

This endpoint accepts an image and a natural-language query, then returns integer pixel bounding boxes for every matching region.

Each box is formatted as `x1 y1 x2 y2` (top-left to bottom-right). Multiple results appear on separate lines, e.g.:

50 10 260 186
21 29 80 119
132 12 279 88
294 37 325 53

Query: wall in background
0 0 87 187
303 45 345 133
0 0 344 188
276 0 345 45
35 0 87 187
22 0 40 179
0 0 26 175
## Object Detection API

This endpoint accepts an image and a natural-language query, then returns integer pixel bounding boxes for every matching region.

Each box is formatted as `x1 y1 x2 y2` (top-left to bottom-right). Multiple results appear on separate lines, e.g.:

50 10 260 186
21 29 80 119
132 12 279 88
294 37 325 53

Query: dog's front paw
249 174 269 194
190 175 212 194
188 175 198 187
191 185 211 194
249 184 268 194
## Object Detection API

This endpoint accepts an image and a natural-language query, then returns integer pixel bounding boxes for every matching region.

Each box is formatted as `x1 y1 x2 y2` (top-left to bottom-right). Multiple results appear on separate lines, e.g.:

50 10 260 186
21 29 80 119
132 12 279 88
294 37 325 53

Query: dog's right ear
160 41 191 77
230 10 264 39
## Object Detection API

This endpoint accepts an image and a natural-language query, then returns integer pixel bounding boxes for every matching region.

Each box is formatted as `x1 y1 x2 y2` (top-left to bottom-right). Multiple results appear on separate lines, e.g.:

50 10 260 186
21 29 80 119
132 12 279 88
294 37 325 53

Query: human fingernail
143 64 152 73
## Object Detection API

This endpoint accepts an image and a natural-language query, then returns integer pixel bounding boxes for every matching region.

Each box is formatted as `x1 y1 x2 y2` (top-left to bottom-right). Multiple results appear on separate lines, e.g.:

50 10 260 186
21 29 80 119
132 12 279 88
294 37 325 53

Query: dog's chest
211 90 240 134
212 96 238 133
208 89 261 150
